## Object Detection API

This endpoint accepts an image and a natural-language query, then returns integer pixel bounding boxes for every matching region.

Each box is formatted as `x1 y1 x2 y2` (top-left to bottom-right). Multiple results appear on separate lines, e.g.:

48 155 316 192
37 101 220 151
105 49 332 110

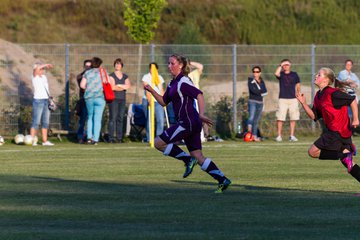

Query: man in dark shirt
76 59 92 143
274 59 301 142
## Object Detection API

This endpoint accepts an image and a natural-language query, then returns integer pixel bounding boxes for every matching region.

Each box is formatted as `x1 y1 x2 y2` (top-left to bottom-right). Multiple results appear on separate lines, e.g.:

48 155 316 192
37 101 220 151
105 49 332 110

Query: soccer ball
243 132 253 142
14 134 25 145
24 135 33 146
0 136 4 146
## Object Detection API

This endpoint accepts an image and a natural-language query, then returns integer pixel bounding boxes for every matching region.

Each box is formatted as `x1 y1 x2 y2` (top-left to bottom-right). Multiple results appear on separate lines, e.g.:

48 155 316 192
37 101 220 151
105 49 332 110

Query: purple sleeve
180 82 203 99
163 87 171 105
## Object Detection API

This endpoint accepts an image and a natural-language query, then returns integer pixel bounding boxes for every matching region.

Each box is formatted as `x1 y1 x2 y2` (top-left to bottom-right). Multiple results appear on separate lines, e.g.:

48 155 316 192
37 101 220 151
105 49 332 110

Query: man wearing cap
274 59 301 142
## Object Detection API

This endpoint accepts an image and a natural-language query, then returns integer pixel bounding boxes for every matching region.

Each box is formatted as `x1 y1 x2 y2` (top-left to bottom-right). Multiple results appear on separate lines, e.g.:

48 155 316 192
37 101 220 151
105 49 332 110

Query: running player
144 54 231 193
296 67 360 182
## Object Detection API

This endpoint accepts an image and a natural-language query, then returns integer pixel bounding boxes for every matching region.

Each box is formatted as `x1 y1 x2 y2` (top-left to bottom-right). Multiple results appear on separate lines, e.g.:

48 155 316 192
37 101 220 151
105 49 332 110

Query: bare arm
33 63 53 77
109 76 116 90
144 84 166 106
274 65 282 78
190 61 203 75
80 77 87 89
296 83 301 95
296 92 315 120
197 93 213 127
350 99 359 128
115 78 131 91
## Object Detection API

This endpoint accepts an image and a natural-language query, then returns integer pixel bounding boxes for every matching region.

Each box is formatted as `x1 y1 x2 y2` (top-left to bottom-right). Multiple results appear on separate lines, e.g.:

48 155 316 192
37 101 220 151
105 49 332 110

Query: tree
124 0 167 103
124 0 167 44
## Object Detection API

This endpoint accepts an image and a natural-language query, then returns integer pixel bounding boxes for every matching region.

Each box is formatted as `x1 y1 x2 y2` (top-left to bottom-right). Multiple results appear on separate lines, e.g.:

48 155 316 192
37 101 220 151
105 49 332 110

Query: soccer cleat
183 157 197 178
289 136 298 142
214 178 232 194
341 153 353 173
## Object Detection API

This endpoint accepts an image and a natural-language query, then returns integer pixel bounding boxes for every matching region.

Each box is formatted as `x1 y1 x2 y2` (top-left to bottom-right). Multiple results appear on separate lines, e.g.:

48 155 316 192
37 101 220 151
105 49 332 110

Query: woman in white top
30 63 54 146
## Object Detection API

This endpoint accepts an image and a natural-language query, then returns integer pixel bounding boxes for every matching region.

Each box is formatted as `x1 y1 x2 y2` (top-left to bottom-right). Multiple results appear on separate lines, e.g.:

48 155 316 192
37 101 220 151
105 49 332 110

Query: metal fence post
232 44 237 134
65 43 70 130
311 44 316 131
151 43 155 62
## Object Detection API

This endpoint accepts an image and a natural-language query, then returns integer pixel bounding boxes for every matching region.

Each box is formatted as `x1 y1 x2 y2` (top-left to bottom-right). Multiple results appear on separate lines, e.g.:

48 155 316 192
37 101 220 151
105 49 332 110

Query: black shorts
314 131 352 152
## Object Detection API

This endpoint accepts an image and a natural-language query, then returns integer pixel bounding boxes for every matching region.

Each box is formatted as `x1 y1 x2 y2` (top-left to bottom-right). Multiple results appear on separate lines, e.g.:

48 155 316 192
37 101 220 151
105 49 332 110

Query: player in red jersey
296 67 360 182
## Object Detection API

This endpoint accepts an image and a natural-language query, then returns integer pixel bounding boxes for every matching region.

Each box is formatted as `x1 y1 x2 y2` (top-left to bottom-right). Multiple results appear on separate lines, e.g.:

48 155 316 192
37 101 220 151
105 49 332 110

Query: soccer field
0 137 359 239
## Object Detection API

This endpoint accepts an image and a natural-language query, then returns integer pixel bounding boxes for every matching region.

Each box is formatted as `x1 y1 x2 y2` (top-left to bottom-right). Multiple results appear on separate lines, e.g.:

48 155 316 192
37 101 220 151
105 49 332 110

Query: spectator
142 62 165 142
80 57 106 145
337 59 360 121
247 66 267 142
76 59 92 143
144 54 231 193
107 58 131 143
30 62 55 146
188 61 203 89
274 59 301 142
188 60 208 141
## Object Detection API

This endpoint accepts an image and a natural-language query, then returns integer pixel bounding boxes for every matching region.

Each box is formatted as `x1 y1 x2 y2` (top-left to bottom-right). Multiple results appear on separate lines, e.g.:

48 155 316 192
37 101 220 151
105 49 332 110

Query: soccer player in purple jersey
144 54 231 193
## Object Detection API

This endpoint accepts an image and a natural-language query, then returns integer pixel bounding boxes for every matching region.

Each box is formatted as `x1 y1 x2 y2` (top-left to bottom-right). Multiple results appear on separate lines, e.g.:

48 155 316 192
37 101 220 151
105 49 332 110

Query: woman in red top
296 67 360 182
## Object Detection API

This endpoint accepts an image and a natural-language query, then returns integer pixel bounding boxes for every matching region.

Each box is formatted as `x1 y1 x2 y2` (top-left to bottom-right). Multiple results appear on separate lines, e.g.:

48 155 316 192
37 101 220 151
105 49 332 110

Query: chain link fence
0 43 359 138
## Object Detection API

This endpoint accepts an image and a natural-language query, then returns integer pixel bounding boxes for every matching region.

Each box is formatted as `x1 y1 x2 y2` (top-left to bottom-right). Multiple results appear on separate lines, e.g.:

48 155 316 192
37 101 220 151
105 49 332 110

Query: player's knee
154 137 166 151
308 149 319 158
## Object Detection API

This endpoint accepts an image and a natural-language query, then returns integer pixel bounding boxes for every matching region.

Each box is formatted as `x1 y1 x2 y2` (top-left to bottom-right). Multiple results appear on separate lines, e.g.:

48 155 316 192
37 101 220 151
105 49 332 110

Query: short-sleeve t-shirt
83 68 104 100
32 74 50 99
163 73 202 129
276 71 300 99
110 72 128 100
142 72 165 102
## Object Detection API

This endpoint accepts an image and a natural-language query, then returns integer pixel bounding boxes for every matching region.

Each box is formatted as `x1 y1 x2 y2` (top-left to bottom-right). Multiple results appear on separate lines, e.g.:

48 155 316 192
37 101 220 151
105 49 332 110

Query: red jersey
313 87 355 138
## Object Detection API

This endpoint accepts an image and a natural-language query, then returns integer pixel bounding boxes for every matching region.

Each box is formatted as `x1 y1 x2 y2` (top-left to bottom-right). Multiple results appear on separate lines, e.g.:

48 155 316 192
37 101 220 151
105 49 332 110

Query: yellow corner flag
151 64 160 86
149 64 160 148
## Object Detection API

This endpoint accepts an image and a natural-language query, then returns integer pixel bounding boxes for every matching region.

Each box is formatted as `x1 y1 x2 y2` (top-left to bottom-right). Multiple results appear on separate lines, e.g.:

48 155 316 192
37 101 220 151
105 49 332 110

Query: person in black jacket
247 66 267 141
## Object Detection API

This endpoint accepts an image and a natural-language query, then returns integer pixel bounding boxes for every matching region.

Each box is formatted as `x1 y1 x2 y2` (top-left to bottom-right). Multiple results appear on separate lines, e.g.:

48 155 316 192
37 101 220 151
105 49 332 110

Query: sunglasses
253 71 260 73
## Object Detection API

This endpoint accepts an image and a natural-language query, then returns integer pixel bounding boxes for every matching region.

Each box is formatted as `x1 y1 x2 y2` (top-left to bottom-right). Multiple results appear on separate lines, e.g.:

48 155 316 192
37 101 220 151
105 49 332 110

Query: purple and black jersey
163 73 203 130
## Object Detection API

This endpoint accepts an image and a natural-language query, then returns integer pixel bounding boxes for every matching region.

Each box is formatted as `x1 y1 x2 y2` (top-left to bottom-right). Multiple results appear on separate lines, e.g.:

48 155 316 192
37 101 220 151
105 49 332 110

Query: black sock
350 164 360 183
163 143 191 163
201 158 226 183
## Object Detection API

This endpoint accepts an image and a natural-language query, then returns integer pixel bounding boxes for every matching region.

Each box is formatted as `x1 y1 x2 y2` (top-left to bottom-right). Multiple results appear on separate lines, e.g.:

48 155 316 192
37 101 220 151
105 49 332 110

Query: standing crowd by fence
0 43 360 139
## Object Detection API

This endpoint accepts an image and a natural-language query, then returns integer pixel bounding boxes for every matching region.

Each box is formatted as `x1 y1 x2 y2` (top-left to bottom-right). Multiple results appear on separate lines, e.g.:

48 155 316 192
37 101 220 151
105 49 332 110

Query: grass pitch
0 137 359 239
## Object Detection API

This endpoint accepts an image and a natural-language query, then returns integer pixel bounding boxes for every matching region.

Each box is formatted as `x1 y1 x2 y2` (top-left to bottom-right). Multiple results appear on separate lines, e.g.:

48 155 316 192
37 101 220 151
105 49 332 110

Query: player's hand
199 114 213 127
296 92 306 104
144 84 154 93
352 118 359 128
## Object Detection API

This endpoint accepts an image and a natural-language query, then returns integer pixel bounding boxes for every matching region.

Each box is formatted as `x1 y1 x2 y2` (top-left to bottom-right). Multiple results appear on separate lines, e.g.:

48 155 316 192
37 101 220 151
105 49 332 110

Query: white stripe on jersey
170 125 185 141
177 76 196 130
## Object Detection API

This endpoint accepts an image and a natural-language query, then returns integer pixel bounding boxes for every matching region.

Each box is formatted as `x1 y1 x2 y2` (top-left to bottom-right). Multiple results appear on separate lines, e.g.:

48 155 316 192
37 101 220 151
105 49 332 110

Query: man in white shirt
142 62 165 142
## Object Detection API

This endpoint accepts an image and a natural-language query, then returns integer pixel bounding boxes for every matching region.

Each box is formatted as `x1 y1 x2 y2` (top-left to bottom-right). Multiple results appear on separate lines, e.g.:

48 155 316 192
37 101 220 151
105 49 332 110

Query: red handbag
99 67 115 103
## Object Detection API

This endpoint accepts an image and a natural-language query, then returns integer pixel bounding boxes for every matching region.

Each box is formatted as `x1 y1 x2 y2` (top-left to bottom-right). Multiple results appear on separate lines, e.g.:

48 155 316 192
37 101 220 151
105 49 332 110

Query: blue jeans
31 98 50 129
142 98 165 141
247 101 263 137
77 99 88 140
108 98 126 141
86 97 106 142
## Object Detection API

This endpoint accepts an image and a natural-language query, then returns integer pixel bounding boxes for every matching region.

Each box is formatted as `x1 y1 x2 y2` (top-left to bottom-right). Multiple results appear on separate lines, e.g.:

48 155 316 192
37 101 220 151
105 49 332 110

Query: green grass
0 138 359 239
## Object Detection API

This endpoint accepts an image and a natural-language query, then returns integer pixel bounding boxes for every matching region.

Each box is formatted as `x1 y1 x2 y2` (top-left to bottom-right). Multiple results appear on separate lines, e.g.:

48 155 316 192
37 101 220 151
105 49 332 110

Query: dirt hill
0 39 64 100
